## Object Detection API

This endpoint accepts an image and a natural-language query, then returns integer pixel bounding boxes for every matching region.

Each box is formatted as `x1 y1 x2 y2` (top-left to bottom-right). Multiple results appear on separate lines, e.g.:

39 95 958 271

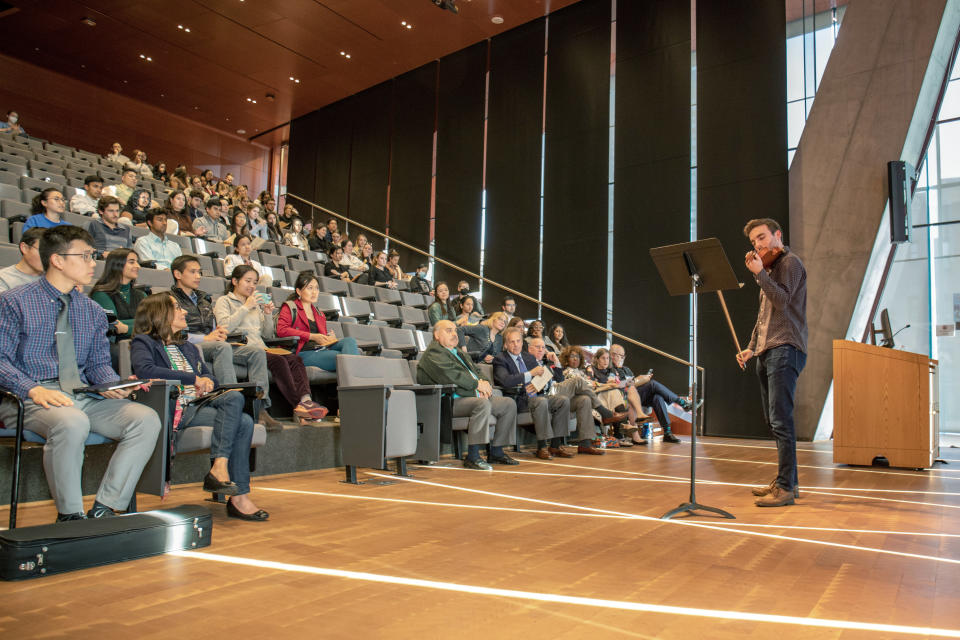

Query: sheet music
530 367 554 392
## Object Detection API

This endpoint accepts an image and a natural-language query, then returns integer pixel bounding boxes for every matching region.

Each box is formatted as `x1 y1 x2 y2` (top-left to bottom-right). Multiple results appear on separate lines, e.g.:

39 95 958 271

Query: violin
745 246 783 269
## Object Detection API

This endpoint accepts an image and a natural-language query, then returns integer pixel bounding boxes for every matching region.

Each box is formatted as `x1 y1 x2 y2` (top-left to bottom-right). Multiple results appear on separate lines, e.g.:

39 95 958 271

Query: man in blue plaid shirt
0 226 161 522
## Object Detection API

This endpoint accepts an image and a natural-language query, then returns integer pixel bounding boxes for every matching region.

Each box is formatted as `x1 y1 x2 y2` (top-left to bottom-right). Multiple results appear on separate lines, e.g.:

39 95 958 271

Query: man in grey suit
416 320 518 470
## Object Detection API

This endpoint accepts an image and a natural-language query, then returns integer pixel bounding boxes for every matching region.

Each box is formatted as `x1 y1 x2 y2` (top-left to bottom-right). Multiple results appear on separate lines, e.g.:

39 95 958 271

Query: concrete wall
790 0 959 439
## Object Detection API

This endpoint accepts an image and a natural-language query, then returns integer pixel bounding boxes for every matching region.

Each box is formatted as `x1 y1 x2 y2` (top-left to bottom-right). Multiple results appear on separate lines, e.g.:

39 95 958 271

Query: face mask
9 115 18 124
459 287 469 294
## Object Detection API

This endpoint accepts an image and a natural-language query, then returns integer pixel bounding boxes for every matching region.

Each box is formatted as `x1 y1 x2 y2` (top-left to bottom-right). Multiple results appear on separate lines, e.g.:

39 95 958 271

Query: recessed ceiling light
81 17 96 27
177 24 192 33
491 15 504 24
237 129 246 135
401 20 413 29
139 54 153 61
340 51 352 59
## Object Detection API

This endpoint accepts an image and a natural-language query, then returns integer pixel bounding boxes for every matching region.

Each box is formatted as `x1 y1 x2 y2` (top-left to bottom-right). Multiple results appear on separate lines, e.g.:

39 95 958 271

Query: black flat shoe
662 433 681 444
226 499 269 521
203 472 240 495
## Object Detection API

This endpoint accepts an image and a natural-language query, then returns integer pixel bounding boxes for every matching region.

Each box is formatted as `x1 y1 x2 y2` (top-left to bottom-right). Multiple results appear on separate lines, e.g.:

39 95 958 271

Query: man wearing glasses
0 226 161 522
608 344 694 444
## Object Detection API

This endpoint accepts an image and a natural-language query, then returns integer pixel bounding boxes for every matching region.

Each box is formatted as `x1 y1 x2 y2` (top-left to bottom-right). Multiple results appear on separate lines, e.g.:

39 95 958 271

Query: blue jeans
297 337 360 371
181 391 255 495
756 345 806 491
638 380 681 435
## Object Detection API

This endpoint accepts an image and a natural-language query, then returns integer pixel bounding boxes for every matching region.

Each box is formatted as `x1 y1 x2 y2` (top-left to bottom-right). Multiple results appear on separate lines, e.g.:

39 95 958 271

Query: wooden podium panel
833 340 938 468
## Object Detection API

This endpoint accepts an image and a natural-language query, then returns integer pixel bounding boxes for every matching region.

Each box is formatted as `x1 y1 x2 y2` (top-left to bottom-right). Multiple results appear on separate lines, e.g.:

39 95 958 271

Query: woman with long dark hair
163 189 195 237
264 211 284 244
546 324 569 353
122 188 152 225
131 293 269 521
427 281 458 326
225 210 250 245
213 265 328 423
90 248 147 339
277 272 361 371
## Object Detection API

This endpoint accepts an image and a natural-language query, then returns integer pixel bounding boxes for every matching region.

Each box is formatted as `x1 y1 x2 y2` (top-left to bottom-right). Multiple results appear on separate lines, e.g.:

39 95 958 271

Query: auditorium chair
370 301 403 327
399 306 430 329
373 287 402 305
346 281 377 301
336 354 442 481
318 275 349 296
339 297 372 323
379 326 418 358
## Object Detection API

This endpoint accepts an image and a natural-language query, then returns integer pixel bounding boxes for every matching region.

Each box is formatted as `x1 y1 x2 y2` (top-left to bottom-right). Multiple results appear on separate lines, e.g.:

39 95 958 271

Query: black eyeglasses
58 251 96 262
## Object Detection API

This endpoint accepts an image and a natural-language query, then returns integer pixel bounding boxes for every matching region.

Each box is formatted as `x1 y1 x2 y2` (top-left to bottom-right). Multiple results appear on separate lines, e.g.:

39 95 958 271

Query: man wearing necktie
0 226 161 522
494 326 572 460
416 320 518 470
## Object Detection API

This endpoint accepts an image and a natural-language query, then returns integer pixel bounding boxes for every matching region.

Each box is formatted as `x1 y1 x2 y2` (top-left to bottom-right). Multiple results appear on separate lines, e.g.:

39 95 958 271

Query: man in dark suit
494 326 572 460
528 337 612 454
416 320 519 470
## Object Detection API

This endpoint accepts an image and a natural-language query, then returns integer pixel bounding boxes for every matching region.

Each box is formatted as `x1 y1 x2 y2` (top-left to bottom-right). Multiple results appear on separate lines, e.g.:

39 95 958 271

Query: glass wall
786 3 846 167
874 53 960 433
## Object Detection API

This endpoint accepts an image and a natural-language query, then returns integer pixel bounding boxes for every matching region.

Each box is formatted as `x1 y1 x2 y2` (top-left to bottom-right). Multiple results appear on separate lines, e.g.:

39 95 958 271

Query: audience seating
318 275 349 296
370 301 403 327
339 297 372 322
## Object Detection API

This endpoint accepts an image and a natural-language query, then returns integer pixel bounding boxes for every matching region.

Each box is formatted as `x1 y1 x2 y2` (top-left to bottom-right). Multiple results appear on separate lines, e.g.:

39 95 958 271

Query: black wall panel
312 101 352 221
286 113 319 217
612 0 691 394
387 63 436 269
541 0 610 346
483 19 546 319
697 0 787 437
434 42 486 289
346 81 393 239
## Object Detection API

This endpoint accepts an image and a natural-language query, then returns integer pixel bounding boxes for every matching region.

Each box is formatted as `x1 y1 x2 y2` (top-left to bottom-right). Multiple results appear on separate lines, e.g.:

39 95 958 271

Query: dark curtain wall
541 0 610 346
287 113 319 215
697 0 787 437
434 43 487 289
346 81 393 239
483 19 547 320
613 0 691 394
312 101 352 223
386 63 437 269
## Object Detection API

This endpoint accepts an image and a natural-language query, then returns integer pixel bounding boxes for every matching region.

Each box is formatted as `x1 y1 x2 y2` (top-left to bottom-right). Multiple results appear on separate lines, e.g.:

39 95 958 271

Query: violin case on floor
0 504 212 581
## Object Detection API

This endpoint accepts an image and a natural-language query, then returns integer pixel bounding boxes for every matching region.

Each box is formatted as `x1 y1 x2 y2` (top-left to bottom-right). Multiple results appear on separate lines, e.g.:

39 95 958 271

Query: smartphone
255 292 272 305
647 368 654 375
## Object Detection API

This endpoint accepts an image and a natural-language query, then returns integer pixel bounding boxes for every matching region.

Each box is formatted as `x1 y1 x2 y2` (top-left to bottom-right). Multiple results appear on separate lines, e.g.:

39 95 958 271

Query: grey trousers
0 382 162 514
452 396 517 447
198 341 271 409
527 394 570 440
553 377 600 442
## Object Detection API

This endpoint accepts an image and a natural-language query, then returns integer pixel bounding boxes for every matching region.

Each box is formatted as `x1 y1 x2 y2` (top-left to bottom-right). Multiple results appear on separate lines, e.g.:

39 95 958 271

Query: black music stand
650 238 738 520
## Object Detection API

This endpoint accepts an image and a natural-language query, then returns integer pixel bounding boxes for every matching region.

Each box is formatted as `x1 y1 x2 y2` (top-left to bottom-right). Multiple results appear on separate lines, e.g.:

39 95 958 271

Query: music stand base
660 502 736 520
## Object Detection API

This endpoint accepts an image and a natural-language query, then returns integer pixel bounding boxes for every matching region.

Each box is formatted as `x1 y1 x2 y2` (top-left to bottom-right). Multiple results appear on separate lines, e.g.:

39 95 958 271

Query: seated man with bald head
416 320 519 470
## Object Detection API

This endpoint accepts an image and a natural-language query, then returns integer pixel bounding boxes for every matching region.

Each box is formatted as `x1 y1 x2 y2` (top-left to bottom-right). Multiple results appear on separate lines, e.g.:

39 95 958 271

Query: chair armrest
225 333 247 344
394 384 444 395
339 383 393 392
219 381 263 398
264 337 298 349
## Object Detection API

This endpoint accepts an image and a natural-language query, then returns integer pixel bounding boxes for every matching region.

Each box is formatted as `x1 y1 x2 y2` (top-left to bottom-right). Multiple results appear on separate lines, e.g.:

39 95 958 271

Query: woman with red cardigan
276 272 361 371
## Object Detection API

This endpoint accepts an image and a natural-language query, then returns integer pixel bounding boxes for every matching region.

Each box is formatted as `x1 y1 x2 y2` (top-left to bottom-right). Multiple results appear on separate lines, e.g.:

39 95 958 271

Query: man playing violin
736 218 807 507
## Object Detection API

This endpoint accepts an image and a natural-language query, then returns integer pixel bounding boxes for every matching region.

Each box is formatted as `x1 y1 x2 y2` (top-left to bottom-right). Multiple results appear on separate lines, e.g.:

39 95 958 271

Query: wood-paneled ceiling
0 0 582 141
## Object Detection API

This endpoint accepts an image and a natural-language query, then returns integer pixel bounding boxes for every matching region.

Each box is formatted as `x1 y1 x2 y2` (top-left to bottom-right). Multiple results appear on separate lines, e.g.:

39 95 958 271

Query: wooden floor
3 435 960 639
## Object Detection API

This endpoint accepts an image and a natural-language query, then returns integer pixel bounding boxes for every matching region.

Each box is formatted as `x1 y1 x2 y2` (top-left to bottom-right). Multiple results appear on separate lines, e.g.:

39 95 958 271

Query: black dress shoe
56 512 87 523
226 499 269 521
662 433 681 444
86 501 116 519
488 453 519 465
203 472 240 495
463 457 493 470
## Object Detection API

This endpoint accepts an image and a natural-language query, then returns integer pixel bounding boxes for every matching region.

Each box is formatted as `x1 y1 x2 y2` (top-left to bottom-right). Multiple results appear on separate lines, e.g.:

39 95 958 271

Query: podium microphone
891 323 911 339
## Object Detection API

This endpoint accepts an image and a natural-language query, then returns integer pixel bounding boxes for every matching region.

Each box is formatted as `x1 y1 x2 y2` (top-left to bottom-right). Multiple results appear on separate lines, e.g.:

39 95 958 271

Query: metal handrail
286 192 704 374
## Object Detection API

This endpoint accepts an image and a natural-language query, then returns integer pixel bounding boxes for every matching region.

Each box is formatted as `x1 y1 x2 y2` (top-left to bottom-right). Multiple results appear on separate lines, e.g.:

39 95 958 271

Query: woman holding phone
214 265 327 423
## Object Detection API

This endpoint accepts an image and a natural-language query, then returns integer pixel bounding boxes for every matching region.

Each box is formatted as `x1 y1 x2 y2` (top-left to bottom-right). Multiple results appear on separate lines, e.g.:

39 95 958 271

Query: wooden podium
833 340 939 469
